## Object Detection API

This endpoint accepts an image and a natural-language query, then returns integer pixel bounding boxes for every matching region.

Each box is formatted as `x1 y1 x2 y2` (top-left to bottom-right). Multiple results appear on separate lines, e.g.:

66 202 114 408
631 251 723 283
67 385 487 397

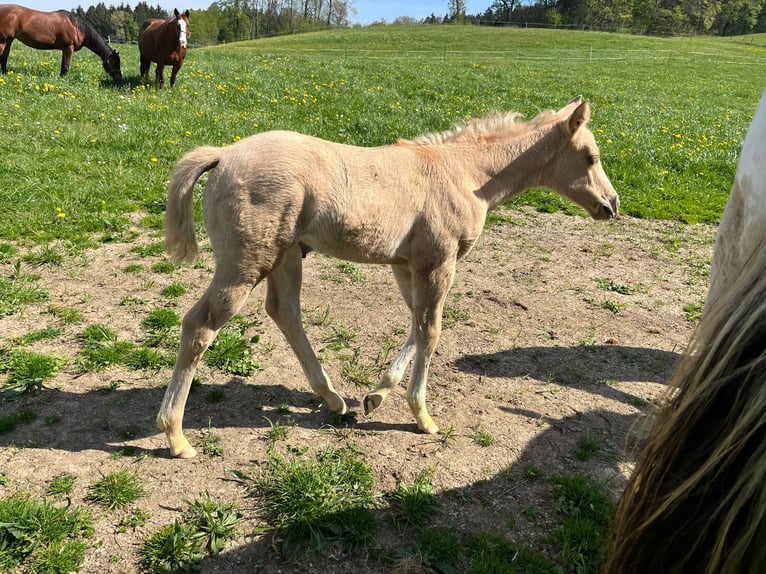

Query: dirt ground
0 207 715 572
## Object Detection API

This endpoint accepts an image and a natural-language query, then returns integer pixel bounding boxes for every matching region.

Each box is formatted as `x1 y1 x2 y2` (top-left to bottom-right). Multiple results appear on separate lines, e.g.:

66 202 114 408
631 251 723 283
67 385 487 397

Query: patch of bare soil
0 208 714 573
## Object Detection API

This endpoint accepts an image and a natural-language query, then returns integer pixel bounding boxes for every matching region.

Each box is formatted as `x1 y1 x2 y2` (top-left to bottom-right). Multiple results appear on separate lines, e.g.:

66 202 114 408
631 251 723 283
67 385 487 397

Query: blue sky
32 1 489 25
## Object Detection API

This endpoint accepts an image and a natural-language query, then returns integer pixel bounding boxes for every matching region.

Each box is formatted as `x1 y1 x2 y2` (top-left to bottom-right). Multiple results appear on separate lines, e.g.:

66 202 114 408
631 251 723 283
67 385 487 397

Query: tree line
73 0 766 46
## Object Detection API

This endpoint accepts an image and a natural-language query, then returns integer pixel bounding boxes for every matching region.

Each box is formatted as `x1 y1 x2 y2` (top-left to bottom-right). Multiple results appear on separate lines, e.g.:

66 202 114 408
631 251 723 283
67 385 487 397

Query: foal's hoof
326 393 348 414
363 393 383 415
417 415 439 435
171 444 198 459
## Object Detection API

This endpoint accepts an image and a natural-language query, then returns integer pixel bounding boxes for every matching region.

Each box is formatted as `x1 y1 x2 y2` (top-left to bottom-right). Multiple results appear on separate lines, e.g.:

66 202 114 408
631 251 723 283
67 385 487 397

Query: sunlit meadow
0 26 764 248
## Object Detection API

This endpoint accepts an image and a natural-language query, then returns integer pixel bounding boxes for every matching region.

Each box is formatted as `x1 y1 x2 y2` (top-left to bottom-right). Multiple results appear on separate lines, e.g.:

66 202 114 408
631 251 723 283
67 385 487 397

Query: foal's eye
587 155 599 166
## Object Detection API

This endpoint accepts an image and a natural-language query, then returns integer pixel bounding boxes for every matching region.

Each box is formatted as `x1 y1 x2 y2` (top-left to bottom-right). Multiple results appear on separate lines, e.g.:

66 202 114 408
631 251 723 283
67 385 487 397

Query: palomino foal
158 97 619 458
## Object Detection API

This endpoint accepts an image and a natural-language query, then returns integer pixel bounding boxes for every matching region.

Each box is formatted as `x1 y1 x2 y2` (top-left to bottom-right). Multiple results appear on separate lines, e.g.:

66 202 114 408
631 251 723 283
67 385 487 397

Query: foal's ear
568 100 591 136
174 8 180 17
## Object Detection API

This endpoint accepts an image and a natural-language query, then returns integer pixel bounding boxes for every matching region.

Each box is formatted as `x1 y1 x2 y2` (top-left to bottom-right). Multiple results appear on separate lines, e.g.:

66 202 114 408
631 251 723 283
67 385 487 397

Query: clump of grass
46 304 83 325
14 327 63 345
47 473 77 497
683 301 703 322
126 347 173 370
575 434 601 461
463 532 558 574
78 324 135 370
551 474 614 572
0 409 37 434
24 244 64 267
205 329 261 376
162 282 187 298
339 348 377 387
124 263 143 273
0 350 63 400
322 324 357 351
237 447 377 551
130 242 164 257
151 261 176 274
390 469 437 528
0 493 93 573
0 271 48 318
142 493 242 572
264 417 290 442
442 304 469 329
396 527 461 573
469 427 496 447
86 469 144 510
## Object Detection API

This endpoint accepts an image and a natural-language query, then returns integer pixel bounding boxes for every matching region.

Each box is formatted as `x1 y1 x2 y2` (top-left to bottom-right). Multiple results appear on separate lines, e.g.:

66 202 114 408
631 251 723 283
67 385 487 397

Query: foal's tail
165 146 222 264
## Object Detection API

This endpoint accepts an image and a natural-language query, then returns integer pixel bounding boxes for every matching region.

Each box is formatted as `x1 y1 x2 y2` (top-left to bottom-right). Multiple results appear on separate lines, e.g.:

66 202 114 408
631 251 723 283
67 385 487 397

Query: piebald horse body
138 8 189 88
158 97 619 459
0 4 121 79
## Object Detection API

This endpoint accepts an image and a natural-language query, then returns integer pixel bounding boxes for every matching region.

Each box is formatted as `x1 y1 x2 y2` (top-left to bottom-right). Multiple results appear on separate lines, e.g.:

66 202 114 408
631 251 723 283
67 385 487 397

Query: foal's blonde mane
401 109 558 146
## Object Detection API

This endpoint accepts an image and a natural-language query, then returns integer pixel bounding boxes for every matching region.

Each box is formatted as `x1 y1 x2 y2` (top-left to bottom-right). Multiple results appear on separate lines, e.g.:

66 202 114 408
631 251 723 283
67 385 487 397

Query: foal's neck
469 124 564 211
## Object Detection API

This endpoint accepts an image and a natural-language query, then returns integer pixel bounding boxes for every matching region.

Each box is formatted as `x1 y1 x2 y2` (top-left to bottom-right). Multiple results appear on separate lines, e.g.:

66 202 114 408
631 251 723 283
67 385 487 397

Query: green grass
0 494 94 573
86 469 145 510
236 447 378 550
0 349 63 400
0 27 760 254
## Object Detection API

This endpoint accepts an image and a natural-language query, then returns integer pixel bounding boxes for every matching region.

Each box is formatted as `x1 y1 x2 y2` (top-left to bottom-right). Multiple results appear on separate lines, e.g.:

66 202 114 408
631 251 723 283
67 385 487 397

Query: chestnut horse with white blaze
138 8 189 88
158 97 619 459
0 4 121 79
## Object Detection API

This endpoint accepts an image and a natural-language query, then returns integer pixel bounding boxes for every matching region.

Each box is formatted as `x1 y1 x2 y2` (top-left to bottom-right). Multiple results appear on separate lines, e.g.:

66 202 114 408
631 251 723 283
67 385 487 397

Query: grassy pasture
0 25 763 573
0 25 764 250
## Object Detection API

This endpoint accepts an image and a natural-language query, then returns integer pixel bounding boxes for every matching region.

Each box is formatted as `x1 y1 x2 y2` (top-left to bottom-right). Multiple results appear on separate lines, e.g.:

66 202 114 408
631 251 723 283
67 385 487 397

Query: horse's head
543 97 619 220
103 50 122 81
174 8 191 49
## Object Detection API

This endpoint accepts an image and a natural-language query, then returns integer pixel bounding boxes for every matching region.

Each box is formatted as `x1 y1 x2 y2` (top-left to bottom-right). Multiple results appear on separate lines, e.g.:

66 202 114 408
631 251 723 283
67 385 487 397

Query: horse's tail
165 146 222 264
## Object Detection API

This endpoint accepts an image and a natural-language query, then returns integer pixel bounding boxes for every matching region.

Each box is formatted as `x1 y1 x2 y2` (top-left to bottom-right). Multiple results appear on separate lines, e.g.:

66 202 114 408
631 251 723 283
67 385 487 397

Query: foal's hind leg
364 265 417 415
265 245 347 414
157 269 253 458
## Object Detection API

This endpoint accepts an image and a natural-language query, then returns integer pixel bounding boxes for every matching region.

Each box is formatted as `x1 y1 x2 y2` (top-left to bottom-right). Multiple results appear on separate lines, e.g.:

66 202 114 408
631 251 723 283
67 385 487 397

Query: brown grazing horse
138 8 189 88
603 89 766 573
0 4 121 79
156 97 619 459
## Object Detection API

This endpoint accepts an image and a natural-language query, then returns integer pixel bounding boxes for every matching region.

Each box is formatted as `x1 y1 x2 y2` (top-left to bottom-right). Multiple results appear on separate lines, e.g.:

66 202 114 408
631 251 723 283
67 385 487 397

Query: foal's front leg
404 263 455 434
265 245 347 414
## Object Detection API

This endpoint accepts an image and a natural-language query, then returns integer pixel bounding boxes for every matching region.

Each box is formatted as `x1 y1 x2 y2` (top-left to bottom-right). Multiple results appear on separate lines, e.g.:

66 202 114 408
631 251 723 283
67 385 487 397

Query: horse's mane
401 109 558 146
64 11 115 60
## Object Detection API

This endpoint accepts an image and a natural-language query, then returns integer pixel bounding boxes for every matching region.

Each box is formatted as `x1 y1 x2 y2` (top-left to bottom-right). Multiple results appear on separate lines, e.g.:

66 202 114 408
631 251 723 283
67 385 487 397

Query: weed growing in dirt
236 447 378 550
0 409 36 434
551 474 614 572
340 348 378 388
162 282 187 298
143 493 242 571
683 301 703 322
205 328 261 376
576 434 602 461
322 324 357 351
46 304 83 325
469 427 497 447
0 270 48 318
463 532 559 574
0 349 63 400
0 494 93 573
47 473 77 498
78 324 136 370
264 417 290 442
86 469 145 510
390 469 437 528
